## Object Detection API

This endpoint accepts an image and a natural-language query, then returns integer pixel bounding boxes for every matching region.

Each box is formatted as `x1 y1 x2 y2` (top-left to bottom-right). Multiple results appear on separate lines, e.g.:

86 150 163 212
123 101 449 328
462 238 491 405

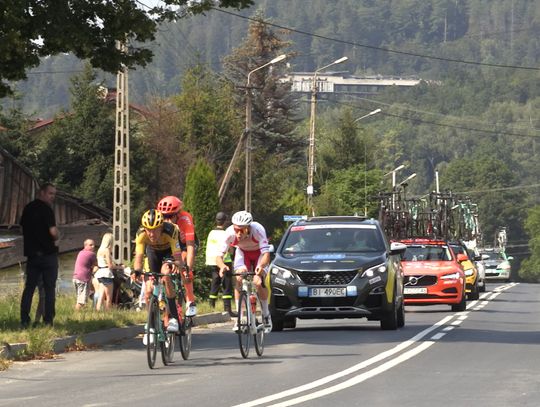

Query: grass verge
0 289 225 367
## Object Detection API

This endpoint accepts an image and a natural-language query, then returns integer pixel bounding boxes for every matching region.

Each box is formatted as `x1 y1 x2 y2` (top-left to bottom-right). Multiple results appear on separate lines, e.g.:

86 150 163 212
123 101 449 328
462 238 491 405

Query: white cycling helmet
232 210 253 227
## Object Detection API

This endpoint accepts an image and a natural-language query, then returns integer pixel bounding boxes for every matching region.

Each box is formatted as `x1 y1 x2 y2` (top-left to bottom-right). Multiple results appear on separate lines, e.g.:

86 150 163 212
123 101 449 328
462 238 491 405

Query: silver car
480 249 513 282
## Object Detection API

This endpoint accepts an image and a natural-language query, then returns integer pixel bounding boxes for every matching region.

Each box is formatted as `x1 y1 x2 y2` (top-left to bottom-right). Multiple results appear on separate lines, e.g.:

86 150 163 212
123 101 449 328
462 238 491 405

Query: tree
34 64 116 207
222 11 305 234
183 158 220 299
183 158 220 243
174 63 242 175
0 0 253 97
315 164 383 217
519 205 540 282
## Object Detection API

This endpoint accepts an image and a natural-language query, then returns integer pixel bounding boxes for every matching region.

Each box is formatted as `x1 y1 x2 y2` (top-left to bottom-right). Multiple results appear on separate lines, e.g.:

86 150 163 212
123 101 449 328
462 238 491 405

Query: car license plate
404 287 428 294
309 287 346 297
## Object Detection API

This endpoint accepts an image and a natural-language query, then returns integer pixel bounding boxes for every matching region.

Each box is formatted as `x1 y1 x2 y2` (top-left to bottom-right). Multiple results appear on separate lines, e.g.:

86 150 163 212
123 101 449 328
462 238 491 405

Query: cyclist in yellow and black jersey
135 221 181 255
133 209 183 333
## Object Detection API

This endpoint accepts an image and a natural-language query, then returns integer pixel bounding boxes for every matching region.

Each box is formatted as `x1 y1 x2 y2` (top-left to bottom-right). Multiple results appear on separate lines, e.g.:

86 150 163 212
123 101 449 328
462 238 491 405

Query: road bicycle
144 261 193 369
232 271 265 358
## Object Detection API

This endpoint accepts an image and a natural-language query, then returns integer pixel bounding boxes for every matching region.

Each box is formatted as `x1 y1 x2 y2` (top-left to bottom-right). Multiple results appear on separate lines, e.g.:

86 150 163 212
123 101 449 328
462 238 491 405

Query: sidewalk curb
0 312 232 360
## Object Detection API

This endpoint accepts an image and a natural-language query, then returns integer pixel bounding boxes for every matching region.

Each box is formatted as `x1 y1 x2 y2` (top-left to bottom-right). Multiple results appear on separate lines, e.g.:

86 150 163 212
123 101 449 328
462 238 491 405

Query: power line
211 8 540 72
455 183 540 194
26 70 85 75
326 99 539 139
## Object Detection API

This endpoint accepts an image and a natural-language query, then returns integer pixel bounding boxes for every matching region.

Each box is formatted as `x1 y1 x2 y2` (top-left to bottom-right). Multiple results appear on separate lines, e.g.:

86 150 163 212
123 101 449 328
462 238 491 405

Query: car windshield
402 245 453 261
281 224 385 254
482 252 504 261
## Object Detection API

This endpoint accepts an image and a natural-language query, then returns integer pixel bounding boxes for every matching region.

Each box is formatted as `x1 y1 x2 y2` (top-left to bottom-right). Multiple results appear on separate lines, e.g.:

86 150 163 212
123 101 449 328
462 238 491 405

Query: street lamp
354 108 381 124
354 108 382 216
307 56 348 215
398 173 417 202
383 164 406 189
383 164 405 210
245 54 287 212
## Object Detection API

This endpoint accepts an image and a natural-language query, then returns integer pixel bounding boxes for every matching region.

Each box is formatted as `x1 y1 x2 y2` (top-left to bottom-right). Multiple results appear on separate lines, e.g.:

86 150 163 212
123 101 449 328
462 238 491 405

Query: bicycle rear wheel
161 331 175 366
237 292 250 358
146 299 159 369
253 295 265 357
180 317 192 360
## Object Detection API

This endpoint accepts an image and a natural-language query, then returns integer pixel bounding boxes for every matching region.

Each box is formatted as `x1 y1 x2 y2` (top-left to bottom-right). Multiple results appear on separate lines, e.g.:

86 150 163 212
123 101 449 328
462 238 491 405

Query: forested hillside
2 0 540 279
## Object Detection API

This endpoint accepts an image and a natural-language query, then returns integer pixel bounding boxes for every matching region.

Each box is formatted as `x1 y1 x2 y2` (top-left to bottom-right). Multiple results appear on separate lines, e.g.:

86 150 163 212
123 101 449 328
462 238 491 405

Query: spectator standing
20 182 59 328
95 232 122 311
72 239 97 310
206 212 234 314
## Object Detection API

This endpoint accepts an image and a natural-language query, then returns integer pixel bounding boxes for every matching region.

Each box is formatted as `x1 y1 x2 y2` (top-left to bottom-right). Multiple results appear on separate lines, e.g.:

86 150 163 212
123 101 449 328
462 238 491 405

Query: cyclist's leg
181 244 196 304
232 249 248 331
145 248 161 306
246 250 271 330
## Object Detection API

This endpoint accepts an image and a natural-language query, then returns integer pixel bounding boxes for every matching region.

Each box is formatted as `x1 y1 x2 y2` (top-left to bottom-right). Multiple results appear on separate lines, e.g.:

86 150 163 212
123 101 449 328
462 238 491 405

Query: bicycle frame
233 271 265 358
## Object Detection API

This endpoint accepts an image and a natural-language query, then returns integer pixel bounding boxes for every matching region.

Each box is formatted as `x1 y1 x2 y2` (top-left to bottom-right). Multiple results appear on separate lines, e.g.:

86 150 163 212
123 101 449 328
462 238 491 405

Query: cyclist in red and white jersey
216 210 272 332
157 195 198 317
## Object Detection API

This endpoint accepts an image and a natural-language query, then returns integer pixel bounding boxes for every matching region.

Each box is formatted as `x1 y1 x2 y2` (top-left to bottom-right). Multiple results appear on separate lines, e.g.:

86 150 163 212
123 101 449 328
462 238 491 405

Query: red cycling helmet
157 195 182 215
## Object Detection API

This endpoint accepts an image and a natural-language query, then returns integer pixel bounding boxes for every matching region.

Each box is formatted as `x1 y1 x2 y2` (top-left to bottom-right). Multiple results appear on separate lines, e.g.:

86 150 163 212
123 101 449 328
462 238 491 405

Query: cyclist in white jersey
216 210 272 331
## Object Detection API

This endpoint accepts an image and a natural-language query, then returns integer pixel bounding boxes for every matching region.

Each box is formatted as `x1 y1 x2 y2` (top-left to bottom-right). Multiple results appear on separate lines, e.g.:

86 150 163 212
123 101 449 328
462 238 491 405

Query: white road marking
233 316 454 407
237 283 517 407
442 326 455 332
431 332 446 340
270 342 436 407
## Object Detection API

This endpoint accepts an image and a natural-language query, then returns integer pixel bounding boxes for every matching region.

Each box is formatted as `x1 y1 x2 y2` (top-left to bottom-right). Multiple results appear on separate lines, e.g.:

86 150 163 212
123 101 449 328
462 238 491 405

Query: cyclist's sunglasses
233 226 248 233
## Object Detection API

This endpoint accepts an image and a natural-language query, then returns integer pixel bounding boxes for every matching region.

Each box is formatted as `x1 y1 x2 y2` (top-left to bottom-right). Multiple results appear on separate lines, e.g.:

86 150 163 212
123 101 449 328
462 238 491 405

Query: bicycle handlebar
232 271 257 278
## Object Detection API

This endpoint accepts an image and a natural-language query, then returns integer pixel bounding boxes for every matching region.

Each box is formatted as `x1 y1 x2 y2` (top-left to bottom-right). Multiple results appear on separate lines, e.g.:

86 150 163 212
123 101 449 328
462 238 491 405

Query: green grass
0 288 225 364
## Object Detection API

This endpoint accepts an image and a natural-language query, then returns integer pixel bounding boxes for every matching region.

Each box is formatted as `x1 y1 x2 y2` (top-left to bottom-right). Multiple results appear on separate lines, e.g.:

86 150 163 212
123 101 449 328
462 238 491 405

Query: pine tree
183 158 220 242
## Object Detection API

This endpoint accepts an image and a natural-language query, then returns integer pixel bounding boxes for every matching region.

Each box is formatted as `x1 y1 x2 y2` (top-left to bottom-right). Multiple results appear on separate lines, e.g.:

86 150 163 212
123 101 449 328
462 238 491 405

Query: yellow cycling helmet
141 209 164 230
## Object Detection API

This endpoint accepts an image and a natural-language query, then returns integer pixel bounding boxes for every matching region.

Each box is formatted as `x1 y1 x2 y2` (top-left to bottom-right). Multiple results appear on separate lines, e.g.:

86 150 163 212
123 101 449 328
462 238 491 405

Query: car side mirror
507 256 514 261
474 255 482 261
390 242 407 255
457 253 468 262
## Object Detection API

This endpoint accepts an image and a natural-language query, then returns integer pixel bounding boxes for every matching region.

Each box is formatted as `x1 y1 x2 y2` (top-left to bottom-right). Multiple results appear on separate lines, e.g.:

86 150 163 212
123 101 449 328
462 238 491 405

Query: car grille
296 270 358 285
404 275 437 286
300 297 357 307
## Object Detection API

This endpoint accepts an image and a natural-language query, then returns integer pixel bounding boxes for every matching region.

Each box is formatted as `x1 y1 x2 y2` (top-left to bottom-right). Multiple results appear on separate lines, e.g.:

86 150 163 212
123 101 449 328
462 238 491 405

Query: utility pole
245 87 253 212
218 130 247 203
307 57 348 215
112 41 131 265
306 76 317 215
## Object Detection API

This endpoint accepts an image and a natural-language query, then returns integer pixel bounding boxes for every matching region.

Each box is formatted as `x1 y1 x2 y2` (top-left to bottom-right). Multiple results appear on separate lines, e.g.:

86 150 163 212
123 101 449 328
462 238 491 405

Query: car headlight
361 263 386 278
271 265 293 280
441 272 461 280
464 268 474 276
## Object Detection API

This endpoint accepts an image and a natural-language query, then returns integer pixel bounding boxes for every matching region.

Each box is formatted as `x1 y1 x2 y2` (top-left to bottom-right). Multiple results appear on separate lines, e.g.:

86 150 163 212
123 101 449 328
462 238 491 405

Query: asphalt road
1 282 539 407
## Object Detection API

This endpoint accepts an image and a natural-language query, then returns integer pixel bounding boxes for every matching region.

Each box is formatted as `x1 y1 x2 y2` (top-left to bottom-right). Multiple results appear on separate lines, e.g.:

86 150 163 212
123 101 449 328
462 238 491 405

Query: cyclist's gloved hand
255 266 264 276
131 269 143 281
219 265 229 278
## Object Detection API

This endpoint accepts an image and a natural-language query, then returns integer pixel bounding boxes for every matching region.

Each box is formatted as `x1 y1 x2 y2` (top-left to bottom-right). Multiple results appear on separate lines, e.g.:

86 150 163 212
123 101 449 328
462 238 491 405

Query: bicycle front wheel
253 295 265 357
146 299 159 369
180 317 192 360
237 292 250 358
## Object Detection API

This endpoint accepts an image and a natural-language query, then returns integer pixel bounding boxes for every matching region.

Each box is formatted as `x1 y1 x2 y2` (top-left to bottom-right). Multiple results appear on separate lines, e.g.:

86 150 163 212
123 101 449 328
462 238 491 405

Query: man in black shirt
20 183 59 328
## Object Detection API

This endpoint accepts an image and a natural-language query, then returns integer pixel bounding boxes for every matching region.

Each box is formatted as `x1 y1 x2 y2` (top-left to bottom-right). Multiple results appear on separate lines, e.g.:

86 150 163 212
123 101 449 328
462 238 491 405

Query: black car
269 216 407 331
